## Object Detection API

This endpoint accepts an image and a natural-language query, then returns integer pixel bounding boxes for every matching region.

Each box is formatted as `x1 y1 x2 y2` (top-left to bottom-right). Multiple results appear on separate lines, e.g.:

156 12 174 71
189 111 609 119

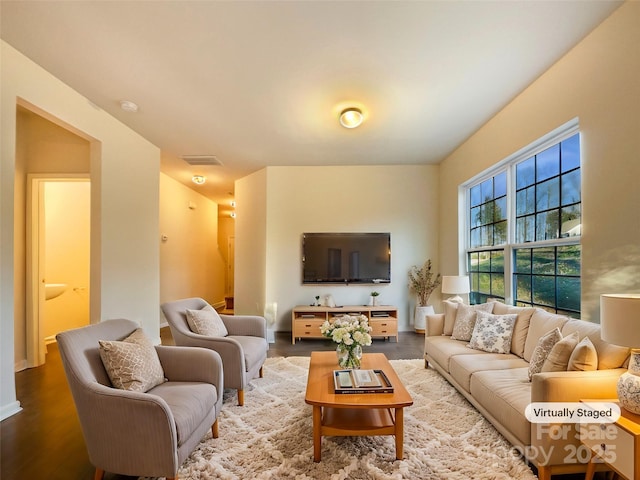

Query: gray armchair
161 297 269 406
56 318 223 480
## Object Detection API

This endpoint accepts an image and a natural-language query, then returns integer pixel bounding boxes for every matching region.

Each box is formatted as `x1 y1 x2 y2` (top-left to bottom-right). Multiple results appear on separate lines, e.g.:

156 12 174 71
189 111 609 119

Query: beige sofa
423 300 630 480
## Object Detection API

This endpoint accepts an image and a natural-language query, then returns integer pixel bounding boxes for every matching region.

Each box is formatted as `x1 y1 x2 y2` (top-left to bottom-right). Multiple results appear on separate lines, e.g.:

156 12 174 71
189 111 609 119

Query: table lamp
441 276 470 303
600 293 640 414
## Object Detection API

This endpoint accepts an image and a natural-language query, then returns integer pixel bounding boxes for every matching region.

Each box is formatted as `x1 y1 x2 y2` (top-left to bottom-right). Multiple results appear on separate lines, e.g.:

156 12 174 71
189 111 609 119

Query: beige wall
2 41 161 419
236 165 440 332
438 2 640 321
159 173 226 306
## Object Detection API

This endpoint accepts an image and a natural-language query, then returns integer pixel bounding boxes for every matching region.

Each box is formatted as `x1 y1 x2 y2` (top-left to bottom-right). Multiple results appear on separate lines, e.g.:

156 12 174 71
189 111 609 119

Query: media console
291 305 399 344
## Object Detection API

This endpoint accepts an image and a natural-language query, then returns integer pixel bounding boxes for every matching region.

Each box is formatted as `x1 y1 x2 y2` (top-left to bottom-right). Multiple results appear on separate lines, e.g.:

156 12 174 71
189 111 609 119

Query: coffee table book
333 369 394 394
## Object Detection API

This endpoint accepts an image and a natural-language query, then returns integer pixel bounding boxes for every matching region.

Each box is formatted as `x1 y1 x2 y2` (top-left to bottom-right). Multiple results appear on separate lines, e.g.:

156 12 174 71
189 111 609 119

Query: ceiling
1 1 622 213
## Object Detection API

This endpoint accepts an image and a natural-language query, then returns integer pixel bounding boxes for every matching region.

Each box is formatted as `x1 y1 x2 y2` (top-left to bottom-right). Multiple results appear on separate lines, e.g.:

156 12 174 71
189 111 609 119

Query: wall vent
181 155 222 166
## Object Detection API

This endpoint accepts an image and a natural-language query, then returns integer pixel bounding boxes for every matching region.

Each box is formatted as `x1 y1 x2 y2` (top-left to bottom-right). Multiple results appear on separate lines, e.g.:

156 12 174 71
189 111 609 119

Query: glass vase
336 344 362 369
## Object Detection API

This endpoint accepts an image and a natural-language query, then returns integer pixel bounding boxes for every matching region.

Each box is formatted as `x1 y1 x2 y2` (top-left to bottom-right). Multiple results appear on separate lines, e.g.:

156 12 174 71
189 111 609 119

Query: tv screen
302 233 391 284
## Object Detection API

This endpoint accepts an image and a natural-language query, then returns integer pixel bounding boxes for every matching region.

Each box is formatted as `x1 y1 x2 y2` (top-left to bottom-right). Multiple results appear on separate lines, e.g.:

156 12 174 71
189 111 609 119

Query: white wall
236 165 439 333
438 2 640 321
1 41 161 419
159 173 226 306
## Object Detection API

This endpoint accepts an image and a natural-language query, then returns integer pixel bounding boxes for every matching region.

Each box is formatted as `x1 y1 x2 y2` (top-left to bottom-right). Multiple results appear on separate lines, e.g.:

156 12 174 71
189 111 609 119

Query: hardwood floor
0 329 424 480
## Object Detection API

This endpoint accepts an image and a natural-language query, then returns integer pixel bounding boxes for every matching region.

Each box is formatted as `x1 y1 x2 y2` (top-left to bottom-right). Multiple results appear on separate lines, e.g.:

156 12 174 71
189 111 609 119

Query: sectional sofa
423 300 630 480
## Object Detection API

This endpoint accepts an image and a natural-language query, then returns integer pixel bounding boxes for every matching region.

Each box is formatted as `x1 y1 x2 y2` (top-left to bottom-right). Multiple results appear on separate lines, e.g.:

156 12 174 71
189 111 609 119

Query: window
465 123 581 316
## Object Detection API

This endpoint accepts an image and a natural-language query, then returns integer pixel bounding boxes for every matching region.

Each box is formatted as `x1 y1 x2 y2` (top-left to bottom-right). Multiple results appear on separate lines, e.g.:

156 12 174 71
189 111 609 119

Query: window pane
482 225 493 246
517 157 535 189
491 273 505 297
533 247 555 274
470 272 479 292
561 169 581 205
478 251 491 272
478 273 491 294
470 228 481 248
494 171 507 197
494 197 507 221
561 205 581 237
491 250 505 273
536 144 560 182
494 220 507 245
515 275 532 302
533 275 555 306
517 186 535 216
481 178 493 202
480 201 493 225
536 211 559 241
536 177 560 211
471 184 482 207
471 206 481 227
561 133 580 173
515 249 531 273
469 252 479 270
557 277 580 311
516 215 535 243
557 245 580 275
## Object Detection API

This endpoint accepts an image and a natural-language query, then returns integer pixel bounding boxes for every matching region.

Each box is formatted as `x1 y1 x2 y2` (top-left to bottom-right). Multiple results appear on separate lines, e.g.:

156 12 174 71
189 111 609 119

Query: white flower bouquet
320 315 372 369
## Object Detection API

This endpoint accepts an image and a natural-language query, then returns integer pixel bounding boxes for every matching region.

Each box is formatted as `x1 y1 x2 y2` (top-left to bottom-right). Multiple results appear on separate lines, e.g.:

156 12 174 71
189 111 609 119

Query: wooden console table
291 305 398 344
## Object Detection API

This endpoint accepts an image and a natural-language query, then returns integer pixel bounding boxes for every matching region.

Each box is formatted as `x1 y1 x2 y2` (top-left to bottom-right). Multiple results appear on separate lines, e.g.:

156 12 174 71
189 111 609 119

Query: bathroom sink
45 283 67 300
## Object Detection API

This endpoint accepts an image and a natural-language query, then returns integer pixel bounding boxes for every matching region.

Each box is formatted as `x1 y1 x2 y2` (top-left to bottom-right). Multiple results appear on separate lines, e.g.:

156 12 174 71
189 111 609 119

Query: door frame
26 174 90 367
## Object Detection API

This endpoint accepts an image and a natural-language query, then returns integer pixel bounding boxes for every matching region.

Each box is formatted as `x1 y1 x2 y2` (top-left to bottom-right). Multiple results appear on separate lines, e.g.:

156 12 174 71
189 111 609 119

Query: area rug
171 357 537 480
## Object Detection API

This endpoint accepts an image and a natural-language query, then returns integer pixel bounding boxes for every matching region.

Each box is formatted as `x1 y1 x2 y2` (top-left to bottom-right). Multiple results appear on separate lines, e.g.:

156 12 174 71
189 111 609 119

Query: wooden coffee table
304 351 413 462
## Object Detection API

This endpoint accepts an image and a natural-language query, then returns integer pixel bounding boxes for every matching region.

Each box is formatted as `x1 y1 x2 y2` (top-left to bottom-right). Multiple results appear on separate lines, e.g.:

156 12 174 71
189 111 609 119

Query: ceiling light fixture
339 108 363 129
120 100 139 113
192 175 206 185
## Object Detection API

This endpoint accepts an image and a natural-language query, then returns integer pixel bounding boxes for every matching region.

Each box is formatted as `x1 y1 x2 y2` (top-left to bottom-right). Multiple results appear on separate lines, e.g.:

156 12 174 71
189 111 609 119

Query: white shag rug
168 357 538 480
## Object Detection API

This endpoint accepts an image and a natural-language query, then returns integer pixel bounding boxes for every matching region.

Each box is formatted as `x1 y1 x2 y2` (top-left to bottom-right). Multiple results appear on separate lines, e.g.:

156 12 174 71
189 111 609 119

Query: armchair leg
94 468 105 480
212 419 219 438
259 366 264 378
237 389 244 406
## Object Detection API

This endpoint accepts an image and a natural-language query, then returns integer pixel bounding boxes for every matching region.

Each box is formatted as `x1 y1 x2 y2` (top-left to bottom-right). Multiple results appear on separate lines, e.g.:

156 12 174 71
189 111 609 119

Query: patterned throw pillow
528 328 563 381
451 303 494 341
186 305 228 337
99 328 166 392
468 311 517 354
567 336 598 371
541 331 580 372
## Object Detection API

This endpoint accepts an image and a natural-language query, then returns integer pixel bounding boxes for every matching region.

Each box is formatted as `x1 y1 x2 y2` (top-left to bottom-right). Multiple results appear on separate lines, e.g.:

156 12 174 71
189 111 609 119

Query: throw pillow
442 300 461 336
541 331 580 372
468 311 517 354
567 336 598 371
528 328 563 381
99 328 166 392
186 305 228 337
451 303 494 341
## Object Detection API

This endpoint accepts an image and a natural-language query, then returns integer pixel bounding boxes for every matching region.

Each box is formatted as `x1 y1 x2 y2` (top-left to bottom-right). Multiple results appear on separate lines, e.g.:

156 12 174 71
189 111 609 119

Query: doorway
26 176 90 366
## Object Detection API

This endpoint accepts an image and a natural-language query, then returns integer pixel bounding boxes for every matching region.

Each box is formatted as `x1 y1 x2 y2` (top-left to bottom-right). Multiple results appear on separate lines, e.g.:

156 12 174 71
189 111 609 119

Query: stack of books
333 369 394 394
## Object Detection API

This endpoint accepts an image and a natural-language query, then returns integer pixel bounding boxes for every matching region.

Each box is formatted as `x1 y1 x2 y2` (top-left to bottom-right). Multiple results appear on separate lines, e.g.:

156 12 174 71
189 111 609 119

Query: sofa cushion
469 311 517 354
528 328 563 380
561 319 630 370
470 368 532 446
149 381 217 446
541 331 579 372
186 305 228 337
425 336 482 373
98 328 166 393
451 303 494 341
567 336 598 371
490 301 536 358
450 353 528 393
443 300 461 336
523 310 570 362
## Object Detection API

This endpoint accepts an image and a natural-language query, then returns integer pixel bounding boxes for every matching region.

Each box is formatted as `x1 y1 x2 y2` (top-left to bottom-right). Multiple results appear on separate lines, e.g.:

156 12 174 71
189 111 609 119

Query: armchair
161 297 269 406
56 318 223 480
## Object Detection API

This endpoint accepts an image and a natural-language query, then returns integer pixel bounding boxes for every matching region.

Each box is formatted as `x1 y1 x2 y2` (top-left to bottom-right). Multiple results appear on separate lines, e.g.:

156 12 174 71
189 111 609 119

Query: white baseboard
1 401 22 421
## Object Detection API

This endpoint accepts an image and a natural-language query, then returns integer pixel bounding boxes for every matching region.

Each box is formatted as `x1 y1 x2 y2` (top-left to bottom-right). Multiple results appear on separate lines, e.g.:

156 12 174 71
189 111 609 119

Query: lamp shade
441 276 471 295
600 294 640 347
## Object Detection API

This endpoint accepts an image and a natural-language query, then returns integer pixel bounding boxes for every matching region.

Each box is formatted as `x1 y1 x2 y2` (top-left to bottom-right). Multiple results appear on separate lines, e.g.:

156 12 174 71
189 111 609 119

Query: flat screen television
302 233 391 284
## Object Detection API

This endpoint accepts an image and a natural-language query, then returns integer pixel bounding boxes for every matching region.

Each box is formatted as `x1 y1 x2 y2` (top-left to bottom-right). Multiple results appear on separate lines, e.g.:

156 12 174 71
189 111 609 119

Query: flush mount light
120 100 139 113
192 175 206 185
339 108 363 129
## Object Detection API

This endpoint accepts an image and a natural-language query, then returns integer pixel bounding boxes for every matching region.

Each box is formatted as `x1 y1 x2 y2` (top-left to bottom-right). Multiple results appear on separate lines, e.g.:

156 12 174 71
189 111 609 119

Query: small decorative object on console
320 314 372 369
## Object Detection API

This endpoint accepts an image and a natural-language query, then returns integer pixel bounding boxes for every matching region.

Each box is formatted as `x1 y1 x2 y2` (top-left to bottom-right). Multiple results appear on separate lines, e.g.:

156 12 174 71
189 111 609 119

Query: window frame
462 119 581 311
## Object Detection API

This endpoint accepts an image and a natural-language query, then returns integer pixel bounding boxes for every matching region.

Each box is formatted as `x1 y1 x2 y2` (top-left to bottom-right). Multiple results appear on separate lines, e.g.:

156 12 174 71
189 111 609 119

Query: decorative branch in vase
408 259 441 333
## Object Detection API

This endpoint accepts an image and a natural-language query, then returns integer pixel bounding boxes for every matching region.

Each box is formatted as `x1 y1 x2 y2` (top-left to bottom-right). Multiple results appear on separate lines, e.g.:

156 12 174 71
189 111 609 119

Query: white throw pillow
468 311 517 354
451 303 494 341
541 331 580 372
528 328 563 381
99 328 166 392
567 336 598 371
186 305 228 337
